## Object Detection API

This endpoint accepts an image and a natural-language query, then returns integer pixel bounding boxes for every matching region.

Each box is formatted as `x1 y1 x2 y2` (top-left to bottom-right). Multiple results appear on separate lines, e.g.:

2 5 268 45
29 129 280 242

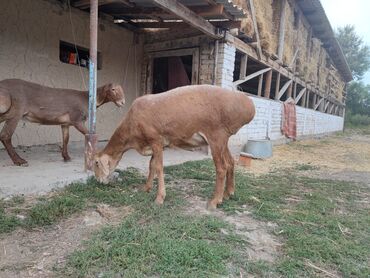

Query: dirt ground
248 131 370 186
0 131 369 277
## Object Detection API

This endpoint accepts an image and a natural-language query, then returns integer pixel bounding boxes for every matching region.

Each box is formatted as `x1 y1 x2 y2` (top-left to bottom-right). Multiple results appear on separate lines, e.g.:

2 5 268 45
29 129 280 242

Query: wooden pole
264 69 272 98
239 54 248 80
258 74 263 96
85 0 98 171
275 72 281 100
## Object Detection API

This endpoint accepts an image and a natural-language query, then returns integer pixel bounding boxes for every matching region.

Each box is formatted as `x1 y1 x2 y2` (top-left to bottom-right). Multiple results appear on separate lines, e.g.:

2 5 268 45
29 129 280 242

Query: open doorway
153 55 193 94
146 48 199 94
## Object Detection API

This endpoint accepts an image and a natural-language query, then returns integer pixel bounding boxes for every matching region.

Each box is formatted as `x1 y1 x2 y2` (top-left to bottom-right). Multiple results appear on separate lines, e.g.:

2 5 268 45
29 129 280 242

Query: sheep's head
93 153 115 184
104 83 125 107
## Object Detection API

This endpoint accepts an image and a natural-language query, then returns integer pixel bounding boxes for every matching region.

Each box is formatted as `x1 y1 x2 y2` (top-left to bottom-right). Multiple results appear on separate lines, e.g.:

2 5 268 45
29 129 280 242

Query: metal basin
243 139 273 159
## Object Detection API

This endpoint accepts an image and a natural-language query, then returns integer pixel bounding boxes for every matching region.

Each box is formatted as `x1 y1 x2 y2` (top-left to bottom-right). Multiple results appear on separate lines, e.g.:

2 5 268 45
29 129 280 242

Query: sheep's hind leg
223 146 235 200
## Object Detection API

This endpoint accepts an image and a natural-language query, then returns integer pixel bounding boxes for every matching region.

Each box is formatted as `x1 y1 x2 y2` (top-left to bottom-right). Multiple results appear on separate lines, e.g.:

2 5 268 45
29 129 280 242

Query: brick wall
230 96 345 146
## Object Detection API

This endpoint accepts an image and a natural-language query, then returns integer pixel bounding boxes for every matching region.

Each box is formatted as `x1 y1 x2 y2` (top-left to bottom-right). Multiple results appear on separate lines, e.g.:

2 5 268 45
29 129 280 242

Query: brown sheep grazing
93 85 255 210
0 79 125 166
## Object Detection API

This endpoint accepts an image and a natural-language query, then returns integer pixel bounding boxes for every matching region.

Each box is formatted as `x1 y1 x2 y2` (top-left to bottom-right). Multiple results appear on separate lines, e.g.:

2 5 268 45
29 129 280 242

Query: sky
321 0 370 84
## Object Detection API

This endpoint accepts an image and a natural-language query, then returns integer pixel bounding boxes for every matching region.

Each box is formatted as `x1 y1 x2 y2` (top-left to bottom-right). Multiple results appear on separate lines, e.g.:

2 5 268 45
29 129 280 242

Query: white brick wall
216 43 236 90
231 96 344 145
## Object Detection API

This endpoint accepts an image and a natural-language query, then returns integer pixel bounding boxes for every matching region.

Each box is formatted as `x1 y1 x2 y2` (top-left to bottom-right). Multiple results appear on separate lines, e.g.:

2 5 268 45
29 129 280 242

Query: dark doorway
152 55 193 94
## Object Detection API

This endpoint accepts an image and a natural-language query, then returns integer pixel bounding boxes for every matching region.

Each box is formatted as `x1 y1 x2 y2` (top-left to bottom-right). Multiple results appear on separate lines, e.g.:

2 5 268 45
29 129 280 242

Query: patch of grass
294 163 319 171
0 168 147 233
64 213 245 277
164 160 370 277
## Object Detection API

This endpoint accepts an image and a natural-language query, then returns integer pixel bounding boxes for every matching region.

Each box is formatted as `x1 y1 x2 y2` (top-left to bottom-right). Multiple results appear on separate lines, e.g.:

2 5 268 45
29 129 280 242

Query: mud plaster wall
0 0 143 148
252 0 345 100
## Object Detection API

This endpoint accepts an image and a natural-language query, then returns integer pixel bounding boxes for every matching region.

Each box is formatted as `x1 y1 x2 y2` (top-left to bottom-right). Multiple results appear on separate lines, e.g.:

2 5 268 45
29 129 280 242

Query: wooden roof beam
73 0 134 8
113 4 227 19
148 0 223 38
131 20 241 29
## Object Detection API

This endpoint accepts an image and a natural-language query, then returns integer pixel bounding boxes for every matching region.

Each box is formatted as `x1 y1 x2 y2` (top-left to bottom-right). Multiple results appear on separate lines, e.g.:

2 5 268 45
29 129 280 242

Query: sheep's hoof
14 159 28 167
155 196 164 205
206 200 218 211
223 190 234 200
141 185 152 193
63 157 71 162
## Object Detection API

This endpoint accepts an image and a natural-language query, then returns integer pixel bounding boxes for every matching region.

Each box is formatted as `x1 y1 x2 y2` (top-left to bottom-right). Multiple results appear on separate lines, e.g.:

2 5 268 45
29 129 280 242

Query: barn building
0 0 352 151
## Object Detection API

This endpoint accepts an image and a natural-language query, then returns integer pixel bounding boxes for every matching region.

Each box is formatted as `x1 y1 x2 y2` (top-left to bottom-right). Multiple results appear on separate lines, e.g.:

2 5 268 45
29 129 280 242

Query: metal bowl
243 139 273 159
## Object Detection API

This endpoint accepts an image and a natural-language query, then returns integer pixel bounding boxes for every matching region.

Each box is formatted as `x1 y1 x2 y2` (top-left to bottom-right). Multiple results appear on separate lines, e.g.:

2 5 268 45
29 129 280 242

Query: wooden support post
306 90 310 108
302 89 307 107
295 87 306 104
287 82 293 99
275 72 281 100
293 81 297 99
233 68 271 87
277 79 293 100
85 0 98 171
314 96 324 111
239 54 248 80
324 101 330 113
313 93 317 108
258 74 264 96
277 0 287 60
264 69 272 98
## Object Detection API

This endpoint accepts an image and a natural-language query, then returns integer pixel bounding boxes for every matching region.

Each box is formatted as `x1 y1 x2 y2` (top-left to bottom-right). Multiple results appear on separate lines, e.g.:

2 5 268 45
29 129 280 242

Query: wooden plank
293 81 297 98
74 0 134 8
277 79 293 100
329 103 335 114
234 68 271 86
258 74 264 96
277 0 287 60
302 91 310 108
324 101 330 112
132 20 240 29
295 87 306 104
239 54 248 79
149 0 222 39
275 72 281 100
289 48 299 68
314 96 324 110
191 48 200 85
264 69 272 98
287 81 293 99
248 0 262 59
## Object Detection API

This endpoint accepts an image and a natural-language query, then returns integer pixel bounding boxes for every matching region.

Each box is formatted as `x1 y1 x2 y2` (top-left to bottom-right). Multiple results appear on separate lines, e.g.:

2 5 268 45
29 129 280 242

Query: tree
346 82 370 115
336 25 370 118
336 25 370 80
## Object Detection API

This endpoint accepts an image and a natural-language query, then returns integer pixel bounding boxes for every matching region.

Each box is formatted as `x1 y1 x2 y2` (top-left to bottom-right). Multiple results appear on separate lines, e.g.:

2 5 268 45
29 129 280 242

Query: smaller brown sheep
0 79 125 166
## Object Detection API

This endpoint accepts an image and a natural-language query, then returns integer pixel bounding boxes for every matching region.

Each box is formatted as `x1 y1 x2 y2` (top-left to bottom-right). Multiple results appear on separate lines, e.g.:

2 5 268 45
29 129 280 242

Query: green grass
1 161 369 277
166 160 370 277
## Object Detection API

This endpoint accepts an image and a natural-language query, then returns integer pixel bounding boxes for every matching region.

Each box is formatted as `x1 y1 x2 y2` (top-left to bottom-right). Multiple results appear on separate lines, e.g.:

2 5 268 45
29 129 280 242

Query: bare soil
0 205 132 278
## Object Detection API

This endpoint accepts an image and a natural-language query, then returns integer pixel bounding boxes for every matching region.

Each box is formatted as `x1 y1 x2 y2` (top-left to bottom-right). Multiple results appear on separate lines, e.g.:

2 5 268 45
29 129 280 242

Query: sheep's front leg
153 144 166 205
61 125 71 161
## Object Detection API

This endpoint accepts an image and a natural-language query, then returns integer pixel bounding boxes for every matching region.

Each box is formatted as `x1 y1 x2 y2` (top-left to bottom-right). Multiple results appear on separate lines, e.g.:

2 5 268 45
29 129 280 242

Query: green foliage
336 25 370 80
345 111 370 126
345 81 370 116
